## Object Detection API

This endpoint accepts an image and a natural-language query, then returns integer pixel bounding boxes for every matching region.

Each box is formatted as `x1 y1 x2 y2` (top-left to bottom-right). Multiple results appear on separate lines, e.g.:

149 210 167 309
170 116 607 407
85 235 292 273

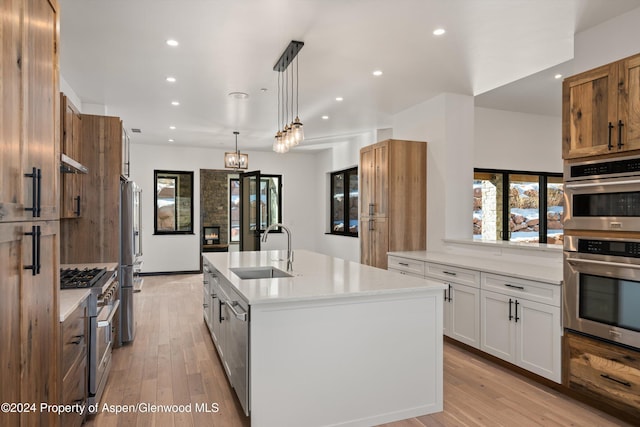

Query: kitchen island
202 249 446 427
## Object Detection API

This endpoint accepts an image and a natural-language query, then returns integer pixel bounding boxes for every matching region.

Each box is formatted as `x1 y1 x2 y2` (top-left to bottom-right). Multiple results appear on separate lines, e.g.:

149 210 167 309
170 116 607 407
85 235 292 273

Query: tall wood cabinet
563 52 640 159
0 0 61 425
60 114 123 263
359 139 426 269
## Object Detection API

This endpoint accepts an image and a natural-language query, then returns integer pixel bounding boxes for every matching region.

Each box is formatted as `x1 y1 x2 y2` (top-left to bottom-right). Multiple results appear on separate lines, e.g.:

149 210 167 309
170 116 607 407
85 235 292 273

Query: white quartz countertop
203 249 446 305
387 251 563 285
59 288 90 322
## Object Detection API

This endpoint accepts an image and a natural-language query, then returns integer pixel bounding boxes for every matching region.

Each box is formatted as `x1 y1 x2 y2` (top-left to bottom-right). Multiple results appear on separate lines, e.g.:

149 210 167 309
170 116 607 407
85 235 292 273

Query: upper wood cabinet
60 94 84 218
563 52 640 159
1 0 59 223
359 139 426 269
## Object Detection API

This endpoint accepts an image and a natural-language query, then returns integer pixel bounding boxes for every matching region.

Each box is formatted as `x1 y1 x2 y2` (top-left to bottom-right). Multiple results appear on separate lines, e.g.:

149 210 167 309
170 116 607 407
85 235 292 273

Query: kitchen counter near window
202 249 446 427
387 250 562 285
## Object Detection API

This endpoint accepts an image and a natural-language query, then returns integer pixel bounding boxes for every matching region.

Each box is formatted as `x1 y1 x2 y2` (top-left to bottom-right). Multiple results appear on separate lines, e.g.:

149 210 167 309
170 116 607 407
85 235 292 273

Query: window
229 174 282 241
473 169 563 244
330 167 358 237
154 170 194 234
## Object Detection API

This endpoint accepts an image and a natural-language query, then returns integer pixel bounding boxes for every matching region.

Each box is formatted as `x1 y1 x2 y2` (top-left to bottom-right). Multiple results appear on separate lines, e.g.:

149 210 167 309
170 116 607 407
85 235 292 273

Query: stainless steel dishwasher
219 280 250 416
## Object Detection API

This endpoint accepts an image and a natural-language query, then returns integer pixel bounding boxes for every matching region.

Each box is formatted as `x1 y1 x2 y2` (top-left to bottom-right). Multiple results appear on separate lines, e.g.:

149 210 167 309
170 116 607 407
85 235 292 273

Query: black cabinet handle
24 167 38 217
70 335 84 345
74 195 81 216
504 283 525 290
218 299 225 322
608 122 614 150
514 300 520 322
508 298 513 321
443 271 457 276
444 289 447 302
23 225 41 275
398 262 409 267
448 284 452 302
36 168 41 217
618 120 624 149
600 374 631 387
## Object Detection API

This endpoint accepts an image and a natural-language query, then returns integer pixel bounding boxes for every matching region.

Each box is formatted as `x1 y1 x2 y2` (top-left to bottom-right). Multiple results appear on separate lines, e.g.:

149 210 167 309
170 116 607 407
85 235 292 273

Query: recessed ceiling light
554 74 563 79
166 39 179 47
433 28 446 36
171 101 180 106
228 91 249 99
335 97 343 102
166 76 176 83
372 70 383 77
322 115 329 120
168 139 174 143
169 125 176 130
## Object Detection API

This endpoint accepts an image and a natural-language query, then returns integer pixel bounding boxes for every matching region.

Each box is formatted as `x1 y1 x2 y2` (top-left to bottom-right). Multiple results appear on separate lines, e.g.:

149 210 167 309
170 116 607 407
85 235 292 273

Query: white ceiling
59 0 640 151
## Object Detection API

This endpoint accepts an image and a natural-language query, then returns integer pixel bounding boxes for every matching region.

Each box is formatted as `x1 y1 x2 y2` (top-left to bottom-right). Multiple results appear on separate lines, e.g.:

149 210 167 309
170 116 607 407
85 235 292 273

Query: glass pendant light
290 55 304 145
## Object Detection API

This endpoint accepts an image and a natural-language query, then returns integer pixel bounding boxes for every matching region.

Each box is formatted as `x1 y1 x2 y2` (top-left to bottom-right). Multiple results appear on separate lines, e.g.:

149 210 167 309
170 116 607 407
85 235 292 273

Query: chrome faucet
261 223 293 272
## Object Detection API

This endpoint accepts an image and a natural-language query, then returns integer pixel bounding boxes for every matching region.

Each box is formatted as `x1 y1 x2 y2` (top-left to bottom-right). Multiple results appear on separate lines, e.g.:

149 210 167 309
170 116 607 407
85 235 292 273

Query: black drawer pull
443 271 457 276
70 335 84 345
508 298 513 321
608 122 614 150
504 284 525 290
600 374 631 387
618 120 624 149
398 262 409 267
74 195 81 216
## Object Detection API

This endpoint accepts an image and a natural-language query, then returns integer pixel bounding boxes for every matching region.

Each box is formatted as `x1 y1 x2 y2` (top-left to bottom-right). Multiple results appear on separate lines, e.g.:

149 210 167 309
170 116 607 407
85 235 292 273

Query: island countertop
203 249 446 305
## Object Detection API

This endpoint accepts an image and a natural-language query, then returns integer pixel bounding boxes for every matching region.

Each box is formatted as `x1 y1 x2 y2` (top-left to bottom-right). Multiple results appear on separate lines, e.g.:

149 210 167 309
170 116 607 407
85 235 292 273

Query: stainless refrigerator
120 179 142 344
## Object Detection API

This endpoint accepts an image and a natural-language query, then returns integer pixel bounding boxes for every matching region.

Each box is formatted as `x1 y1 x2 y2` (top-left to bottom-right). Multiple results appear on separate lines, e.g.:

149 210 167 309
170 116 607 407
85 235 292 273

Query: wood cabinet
60 298 87 427
563 52 640 159
1 0 60 425
60 94 84 218
60 114 123 263
564 331 640 420
480 273 561 383
360 139 426 269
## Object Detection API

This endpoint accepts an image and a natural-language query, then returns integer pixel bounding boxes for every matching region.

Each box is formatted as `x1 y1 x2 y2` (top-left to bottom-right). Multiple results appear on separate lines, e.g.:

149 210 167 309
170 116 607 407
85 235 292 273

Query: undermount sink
230 266 293 280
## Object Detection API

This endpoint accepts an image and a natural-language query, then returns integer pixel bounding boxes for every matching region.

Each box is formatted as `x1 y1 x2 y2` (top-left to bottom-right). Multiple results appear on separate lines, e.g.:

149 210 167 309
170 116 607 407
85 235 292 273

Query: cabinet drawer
425 262 480 288
388 256 424 276
566 332 640 417
482 273 560 307
62 353 86 427
61 300 87 375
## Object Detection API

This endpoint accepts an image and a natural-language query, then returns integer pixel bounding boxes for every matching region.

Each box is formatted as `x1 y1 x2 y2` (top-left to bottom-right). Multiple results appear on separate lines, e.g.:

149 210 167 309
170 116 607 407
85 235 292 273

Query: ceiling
59 0 640 151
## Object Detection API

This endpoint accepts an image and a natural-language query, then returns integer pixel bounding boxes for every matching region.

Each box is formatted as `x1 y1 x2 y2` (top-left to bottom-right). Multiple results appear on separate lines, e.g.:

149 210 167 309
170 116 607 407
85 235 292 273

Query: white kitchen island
202 249 446 427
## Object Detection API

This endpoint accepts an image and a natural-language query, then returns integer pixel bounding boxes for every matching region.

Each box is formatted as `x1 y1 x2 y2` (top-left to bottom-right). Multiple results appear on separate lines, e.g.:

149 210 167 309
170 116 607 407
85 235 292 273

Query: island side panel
250 291 443 427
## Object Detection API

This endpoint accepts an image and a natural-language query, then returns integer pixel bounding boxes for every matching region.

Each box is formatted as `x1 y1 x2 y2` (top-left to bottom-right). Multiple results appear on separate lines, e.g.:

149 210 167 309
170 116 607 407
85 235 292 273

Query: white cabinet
480 273 561 383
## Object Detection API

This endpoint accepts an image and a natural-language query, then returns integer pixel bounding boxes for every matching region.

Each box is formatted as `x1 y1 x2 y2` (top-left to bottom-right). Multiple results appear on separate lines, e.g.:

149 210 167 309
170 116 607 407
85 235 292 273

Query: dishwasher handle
225 300 248 322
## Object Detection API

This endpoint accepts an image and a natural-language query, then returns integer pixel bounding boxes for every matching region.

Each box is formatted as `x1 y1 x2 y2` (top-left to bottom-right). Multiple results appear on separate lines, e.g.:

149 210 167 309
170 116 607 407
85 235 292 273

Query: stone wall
200 169 230 245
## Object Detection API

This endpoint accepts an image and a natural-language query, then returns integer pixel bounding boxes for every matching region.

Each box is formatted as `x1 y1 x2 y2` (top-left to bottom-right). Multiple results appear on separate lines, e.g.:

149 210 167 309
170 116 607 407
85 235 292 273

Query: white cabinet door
480 290 516 363
449 283 480 349
517 298 562 382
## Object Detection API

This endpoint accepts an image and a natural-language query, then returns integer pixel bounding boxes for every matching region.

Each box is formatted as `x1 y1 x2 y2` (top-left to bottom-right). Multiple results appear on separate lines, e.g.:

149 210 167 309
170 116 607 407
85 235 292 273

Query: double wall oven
563 154 640 350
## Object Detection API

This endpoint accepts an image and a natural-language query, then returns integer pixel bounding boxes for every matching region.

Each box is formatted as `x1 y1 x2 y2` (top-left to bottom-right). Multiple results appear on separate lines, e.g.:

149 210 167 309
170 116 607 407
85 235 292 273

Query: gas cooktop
60 267 106 289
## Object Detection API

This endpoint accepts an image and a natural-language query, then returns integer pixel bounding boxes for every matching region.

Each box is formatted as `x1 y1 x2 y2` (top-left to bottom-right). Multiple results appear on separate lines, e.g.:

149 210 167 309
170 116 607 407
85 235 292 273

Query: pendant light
224 131 248 169
272 40 304 153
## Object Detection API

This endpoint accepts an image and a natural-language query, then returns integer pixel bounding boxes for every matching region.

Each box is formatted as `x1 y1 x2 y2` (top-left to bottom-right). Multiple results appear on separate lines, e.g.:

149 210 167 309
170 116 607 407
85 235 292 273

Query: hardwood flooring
85 274 630 427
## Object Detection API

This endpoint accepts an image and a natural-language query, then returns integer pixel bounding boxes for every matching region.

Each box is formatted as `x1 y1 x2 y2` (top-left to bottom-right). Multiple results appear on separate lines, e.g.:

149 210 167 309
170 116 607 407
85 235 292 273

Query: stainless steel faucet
261 223 293 272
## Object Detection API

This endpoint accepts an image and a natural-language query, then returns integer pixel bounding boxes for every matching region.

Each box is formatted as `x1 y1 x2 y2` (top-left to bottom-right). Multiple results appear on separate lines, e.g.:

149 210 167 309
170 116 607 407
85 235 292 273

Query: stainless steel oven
564 235 640 349
563 154 640 231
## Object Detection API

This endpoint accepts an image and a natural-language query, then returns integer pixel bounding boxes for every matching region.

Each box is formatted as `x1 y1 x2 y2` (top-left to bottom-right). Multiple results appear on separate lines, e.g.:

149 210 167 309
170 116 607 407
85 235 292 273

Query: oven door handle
564 179 640 189
566 258 640 270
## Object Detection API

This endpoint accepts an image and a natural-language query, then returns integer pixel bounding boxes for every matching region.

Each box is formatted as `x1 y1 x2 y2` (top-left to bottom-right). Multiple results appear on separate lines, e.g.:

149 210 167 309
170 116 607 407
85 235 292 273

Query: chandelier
224 131 248 169
273 40 304 153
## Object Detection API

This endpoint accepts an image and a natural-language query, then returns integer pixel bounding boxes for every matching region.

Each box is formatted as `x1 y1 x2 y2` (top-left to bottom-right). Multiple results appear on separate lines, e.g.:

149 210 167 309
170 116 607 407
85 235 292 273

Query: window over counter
154 170 194 234
330 167 358 237
473 169 563 245
229 174 282 242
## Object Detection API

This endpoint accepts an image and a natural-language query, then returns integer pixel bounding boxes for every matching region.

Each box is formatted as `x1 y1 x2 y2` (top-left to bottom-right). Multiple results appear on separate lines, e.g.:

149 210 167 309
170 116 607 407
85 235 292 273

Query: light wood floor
85 274 630 427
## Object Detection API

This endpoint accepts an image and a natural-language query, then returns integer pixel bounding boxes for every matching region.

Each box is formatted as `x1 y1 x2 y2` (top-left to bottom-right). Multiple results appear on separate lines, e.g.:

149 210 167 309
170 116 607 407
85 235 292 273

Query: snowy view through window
473 174 563 245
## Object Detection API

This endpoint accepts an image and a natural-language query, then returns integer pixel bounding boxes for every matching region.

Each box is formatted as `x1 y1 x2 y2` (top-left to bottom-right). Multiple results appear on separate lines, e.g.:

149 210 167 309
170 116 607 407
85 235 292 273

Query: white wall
474 107 562 172
130 143 319 273
392 93 475 252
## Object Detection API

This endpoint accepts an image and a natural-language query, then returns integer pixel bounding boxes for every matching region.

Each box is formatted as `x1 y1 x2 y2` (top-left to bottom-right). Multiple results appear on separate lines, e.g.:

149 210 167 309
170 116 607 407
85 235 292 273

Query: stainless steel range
60 267 119 411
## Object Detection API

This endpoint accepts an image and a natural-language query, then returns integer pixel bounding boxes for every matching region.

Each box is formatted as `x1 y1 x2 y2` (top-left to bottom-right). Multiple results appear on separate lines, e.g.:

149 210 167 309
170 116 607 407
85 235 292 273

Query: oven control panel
578 239 640 258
